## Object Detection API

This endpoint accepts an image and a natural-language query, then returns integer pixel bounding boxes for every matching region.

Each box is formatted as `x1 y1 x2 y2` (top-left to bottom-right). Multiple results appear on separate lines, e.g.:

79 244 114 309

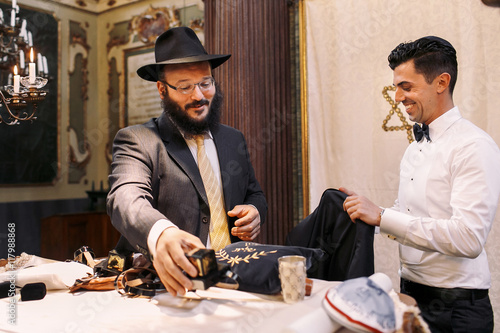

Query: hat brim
136 54 231 82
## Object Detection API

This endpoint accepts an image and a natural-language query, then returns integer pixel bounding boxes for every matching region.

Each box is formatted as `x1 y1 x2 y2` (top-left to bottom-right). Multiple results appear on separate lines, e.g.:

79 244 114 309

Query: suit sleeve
106 126 167 256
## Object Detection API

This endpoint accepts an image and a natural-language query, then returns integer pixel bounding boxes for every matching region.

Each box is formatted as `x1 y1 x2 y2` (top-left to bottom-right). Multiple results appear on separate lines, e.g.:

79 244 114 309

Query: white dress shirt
147 131 221 257
381 107 500 289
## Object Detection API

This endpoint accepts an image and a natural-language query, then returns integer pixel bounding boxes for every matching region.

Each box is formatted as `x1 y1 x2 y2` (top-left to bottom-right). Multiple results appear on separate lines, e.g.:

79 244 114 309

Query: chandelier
0 0 49 126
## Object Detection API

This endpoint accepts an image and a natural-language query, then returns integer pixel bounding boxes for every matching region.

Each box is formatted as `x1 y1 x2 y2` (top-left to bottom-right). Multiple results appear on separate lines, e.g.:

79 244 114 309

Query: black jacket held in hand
286 188 375 281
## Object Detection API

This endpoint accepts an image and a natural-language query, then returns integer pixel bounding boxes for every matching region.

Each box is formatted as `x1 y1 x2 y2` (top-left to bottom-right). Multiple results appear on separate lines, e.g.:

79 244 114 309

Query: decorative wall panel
68 20 91 183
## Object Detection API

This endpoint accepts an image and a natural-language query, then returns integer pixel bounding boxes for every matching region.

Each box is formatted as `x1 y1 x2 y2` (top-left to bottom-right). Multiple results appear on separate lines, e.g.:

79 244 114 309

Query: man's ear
436 72 451 94
157 81 166 99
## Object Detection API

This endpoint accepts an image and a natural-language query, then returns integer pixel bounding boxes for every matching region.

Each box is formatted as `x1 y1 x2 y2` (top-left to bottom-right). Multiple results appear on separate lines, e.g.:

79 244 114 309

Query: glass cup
278 255 306 304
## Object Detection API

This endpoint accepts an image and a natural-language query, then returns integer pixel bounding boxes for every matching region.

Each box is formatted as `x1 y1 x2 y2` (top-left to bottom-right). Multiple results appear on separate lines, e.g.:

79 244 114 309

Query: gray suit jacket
107 113 267 257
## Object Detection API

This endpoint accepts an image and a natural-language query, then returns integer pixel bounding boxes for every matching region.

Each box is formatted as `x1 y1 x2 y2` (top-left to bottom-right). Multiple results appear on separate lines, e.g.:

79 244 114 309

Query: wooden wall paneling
205 0 296 245
40 212 121 261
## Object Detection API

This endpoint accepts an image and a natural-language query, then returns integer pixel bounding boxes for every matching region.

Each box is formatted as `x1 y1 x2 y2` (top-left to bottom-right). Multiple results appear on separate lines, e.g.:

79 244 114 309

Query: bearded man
107 27 267 296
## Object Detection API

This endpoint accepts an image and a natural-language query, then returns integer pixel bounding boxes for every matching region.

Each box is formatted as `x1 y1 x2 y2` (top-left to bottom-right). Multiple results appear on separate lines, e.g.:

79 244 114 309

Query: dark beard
161 85 223 135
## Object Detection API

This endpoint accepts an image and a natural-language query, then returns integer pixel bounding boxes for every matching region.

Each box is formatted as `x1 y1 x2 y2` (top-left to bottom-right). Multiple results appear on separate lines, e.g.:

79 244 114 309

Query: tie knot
194 134 205 147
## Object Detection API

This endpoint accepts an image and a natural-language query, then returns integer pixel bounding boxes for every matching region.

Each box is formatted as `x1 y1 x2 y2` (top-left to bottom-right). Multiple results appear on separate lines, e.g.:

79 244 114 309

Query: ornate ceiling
48 0 142 13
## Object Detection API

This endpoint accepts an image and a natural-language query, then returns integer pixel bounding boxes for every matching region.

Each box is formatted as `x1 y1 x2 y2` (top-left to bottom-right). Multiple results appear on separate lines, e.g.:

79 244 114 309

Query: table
1 278 347 333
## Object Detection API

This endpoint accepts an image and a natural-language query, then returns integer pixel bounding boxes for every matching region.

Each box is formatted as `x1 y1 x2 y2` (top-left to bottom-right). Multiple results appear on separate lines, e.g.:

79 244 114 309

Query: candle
28 31 32 47
10 9 15 26
21 27 28 41
43 56 48 75
12 0 17 9
37 53 43 75
20 19 26 38
29 48 36 84
13 65 20 94
19 50 25 69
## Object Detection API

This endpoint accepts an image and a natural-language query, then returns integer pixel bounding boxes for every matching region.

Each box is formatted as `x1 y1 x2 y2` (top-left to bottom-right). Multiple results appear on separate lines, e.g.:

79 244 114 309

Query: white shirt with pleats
381 107 500 289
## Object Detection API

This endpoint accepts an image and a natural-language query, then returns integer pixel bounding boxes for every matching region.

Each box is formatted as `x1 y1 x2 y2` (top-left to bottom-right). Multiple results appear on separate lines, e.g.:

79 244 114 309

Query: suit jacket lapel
156 113 209 206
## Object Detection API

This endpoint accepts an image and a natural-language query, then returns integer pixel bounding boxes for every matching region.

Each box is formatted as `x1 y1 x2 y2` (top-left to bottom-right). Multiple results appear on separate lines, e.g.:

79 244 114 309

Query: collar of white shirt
427 106 461 142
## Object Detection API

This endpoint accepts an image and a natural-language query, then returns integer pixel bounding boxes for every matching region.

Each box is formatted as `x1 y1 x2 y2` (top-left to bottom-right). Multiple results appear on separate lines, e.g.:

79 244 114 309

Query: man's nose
394 87 404 103
190 85 205 99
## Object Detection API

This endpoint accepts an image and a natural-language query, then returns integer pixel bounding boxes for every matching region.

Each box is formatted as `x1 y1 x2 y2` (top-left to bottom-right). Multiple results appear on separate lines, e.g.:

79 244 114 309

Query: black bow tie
413 123 431 142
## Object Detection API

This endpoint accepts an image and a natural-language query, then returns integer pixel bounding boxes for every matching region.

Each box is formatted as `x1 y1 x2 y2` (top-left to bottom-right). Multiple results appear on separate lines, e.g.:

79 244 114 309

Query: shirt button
202 217 208 223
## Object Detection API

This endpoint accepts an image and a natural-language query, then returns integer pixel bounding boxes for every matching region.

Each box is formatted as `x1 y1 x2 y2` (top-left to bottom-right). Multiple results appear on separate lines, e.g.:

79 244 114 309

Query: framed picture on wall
124 47 162 126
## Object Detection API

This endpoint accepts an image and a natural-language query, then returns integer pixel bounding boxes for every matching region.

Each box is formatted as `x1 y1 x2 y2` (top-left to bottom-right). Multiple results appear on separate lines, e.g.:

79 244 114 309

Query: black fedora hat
137 27 231 82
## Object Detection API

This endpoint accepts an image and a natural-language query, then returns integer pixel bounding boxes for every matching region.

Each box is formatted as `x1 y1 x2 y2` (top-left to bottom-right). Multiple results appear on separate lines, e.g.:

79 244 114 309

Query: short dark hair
388 36 458 94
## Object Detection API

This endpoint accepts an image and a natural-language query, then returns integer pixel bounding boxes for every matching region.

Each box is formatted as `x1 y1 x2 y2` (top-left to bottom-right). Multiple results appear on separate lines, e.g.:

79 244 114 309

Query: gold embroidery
231 244 256 253
216 243 278 267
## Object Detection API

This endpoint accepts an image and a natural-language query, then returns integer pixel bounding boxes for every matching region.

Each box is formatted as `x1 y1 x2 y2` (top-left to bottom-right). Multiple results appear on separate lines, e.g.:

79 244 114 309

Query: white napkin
0 261 92 290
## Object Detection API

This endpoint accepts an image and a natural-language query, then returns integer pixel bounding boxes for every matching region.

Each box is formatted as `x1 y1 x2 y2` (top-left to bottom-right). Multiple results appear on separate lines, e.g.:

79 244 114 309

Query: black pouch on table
216 242 325 295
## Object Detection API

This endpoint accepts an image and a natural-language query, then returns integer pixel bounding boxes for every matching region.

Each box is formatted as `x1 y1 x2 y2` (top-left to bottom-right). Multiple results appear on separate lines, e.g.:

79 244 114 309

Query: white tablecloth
1 278 348 333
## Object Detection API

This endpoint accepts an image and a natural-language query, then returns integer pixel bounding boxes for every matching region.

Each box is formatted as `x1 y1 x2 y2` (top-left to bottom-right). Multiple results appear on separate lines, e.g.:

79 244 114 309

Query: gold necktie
194 135 231 251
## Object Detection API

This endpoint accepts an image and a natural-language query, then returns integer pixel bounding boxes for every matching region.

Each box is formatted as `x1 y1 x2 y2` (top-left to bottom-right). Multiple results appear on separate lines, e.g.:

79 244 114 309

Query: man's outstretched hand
153 228 205 296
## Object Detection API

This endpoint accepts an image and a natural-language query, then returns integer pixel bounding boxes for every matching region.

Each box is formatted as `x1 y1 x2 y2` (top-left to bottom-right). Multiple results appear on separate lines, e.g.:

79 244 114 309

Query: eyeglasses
162 77 215 95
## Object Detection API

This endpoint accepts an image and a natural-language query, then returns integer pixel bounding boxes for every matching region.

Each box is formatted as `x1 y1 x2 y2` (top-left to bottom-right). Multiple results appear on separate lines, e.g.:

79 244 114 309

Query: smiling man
107 27 267 297
340 36 500 332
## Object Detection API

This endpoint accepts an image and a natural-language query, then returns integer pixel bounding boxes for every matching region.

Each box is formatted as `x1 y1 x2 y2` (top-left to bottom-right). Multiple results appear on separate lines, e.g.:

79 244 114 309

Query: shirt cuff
147 219 179 260
379 208 411 241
